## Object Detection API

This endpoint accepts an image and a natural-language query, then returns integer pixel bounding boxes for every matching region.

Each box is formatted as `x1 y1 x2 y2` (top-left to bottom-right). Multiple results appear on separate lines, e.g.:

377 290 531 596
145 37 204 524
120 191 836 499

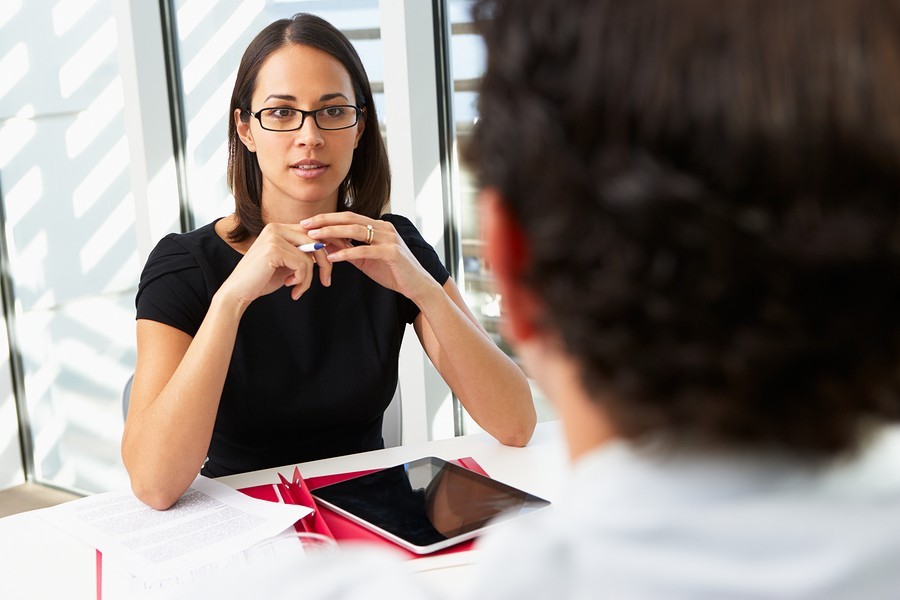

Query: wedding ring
365 224 374 245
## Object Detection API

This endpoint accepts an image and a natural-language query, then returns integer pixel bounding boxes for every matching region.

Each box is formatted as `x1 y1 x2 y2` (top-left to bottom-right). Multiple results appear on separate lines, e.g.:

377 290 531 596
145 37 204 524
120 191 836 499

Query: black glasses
245 105 362 132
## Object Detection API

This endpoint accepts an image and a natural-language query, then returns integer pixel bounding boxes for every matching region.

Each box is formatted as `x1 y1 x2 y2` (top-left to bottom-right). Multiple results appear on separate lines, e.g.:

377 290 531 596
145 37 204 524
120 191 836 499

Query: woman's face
235 44 364 217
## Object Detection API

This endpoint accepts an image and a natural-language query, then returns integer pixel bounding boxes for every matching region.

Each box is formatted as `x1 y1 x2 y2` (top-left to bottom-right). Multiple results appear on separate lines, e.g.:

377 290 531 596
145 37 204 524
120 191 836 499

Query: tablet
310 456 551 554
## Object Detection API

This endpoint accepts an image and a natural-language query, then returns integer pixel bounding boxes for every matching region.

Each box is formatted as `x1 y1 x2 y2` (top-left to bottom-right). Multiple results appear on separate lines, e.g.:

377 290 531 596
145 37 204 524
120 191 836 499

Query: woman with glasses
123 13 535 510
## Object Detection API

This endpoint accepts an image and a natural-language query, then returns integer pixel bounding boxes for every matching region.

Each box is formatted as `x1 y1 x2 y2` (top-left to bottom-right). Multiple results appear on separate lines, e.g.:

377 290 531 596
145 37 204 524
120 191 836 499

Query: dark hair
466 0 900 457
226 13 390 242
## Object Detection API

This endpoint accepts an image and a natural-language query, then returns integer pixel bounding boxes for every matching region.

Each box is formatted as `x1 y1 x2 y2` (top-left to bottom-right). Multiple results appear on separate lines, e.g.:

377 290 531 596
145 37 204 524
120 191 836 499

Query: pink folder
239 457 489 559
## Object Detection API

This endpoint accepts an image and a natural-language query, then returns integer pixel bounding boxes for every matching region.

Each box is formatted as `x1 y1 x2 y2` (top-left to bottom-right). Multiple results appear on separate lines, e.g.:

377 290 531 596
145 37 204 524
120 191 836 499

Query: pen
297 242 326 253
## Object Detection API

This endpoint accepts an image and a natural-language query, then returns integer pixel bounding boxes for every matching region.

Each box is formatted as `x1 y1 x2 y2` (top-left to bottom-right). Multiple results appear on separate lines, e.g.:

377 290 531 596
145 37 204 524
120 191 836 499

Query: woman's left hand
301 212 437 302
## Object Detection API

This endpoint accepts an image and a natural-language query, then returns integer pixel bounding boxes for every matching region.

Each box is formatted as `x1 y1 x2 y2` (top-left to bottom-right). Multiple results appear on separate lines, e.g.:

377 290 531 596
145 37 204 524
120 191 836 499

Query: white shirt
199 427 900 600
468 428 900 599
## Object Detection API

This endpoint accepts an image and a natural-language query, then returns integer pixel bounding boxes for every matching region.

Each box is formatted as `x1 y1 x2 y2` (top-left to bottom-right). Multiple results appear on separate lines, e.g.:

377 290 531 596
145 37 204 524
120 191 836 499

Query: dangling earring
340 176 353 208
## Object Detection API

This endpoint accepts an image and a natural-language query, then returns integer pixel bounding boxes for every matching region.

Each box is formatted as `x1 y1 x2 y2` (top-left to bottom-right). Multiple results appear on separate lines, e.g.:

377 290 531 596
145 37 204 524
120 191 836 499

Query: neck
519 341 617 462
559 389 617 461
262 191 340 225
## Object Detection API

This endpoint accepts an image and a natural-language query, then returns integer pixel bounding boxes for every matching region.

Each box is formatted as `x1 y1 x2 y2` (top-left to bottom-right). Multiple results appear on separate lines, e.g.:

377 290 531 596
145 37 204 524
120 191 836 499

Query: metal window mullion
0 185 35 481
431 0 466 437
159 0 193 234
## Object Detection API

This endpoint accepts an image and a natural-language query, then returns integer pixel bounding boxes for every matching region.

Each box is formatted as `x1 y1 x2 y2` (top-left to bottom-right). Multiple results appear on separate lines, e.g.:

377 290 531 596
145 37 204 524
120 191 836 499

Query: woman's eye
270 108 296 119
322 107 345 118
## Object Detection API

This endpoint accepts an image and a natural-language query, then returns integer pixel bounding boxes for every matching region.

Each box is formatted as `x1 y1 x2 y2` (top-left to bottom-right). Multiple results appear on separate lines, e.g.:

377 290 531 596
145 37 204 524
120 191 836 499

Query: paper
37 475 311 582
102 530 313 599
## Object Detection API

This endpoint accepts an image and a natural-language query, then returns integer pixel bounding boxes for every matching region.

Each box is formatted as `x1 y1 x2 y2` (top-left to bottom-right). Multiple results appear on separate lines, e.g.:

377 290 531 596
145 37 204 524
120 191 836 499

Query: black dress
135 214 449 477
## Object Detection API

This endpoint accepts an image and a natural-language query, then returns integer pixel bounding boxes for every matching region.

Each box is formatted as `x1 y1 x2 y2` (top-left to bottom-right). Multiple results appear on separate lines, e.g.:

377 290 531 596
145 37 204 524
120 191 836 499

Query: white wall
0 0 180 493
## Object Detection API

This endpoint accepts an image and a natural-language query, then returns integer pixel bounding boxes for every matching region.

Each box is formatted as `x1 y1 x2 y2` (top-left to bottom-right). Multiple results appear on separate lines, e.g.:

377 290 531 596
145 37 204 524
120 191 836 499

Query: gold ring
365 224 374 245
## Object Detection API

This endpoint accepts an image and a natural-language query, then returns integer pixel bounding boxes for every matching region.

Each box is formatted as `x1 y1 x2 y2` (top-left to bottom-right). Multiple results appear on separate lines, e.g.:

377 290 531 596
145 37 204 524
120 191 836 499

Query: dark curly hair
226 13 390 242
465 0 900 457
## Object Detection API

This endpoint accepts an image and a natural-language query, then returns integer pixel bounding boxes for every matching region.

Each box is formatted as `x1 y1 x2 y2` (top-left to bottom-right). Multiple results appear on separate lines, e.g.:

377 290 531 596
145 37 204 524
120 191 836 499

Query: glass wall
0 0 148 493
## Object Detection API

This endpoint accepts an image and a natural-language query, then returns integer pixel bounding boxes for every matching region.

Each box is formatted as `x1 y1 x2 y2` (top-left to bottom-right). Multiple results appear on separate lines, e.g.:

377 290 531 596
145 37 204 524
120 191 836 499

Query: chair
122 373 134 421
382 385 403 448
122 373 403 447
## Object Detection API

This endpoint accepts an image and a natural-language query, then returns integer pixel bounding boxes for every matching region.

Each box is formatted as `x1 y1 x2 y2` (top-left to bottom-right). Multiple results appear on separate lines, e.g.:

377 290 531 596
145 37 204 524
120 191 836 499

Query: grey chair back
383 385 403 448
122 373 134 421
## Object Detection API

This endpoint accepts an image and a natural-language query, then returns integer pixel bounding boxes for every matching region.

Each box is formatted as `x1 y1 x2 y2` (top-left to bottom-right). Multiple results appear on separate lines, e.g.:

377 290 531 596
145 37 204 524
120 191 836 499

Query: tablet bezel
310 456 551 554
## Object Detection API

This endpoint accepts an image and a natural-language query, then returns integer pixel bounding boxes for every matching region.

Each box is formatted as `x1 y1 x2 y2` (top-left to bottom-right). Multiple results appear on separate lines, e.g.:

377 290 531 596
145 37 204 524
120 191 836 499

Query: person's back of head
466 0 900 457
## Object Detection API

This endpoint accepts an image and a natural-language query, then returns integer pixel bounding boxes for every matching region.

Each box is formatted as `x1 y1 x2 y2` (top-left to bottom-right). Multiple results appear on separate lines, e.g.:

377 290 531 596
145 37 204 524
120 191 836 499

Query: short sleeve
135 235 209 336
382 214 451 324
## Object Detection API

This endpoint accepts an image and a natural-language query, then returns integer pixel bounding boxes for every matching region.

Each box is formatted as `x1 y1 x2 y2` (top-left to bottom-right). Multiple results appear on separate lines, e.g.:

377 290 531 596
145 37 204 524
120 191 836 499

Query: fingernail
308 229 320 238
300 219 311 227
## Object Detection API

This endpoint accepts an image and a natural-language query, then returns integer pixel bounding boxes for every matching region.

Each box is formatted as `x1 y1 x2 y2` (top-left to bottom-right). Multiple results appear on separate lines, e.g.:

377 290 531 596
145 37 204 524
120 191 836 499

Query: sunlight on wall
65 78 124 159
0 116 36 169
3 165 42 228
12 231 48 299
59 17 116 99
72 137 129 217
52 0 98 36
182 0 264 94
186 74 235 152
0 0 21 30
0 43 28 101
177 0 222 41
80 192 133 273
187 75 236 222
0 0 144 493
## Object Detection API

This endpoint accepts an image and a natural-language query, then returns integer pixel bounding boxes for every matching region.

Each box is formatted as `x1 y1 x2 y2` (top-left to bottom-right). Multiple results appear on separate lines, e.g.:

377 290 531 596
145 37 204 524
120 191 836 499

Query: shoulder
380 214 449 285
380 214 428 248
142 222 217 275
138 220 227 296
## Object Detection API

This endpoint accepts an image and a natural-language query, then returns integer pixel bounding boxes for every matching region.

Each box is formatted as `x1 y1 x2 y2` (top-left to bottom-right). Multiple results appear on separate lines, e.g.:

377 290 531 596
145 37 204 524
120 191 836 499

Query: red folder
278 469 333 538
239 457 488 559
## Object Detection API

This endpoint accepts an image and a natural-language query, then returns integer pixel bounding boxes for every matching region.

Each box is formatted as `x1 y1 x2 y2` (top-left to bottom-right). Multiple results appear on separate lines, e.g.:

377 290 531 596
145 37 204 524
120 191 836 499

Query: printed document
37 475 310 581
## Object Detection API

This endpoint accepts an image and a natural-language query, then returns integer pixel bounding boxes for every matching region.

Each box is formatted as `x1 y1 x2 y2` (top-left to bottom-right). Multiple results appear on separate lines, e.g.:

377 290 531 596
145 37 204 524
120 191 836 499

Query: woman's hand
301 212 437 303
219 222 333 306
303 212 535 448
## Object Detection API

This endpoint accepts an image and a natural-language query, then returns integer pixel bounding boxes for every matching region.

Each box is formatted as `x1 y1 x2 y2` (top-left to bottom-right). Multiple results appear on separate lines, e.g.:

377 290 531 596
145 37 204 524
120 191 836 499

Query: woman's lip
290 163 328 179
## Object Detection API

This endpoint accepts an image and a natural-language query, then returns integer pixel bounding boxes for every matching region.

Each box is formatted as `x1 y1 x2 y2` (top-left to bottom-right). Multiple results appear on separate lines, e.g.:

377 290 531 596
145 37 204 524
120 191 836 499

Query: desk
0 421 567 599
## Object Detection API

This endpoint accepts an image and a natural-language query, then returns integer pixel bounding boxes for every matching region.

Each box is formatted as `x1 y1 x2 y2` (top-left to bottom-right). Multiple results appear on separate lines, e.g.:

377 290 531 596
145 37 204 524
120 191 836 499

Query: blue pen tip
315 242 325 250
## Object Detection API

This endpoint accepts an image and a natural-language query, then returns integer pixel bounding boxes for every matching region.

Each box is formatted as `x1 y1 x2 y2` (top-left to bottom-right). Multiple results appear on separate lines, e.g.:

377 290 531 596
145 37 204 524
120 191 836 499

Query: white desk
0 421 567 599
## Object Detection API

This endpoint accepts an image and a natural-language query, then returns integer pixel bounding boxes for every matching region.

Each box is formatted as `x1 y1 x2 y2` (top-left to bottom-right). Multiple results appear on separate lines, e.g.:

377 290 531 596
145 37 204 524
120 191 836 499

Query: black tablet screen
310 456 550 550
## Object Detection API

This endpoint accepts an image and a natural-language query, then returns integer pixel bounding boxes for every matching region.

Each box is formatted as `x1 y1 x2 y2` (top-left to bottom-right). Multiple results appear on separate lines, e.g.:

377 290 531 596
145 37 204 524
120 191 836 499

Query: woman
122 14 535 510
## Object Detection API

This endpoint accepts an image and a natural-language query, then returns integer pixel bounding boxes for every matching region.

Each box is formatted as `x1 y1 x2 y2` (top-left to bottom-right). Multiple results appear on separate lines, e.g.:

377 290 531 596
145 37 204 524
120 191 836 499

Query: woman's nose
294 116 324 146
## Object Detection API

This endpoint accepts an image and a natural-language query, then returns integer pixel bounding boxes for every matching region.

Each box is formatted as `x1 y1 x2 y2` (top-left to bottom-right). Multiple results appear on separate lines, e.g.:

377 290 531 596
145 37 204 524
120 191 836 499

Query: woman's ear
234 108 256 152
479 187 541 343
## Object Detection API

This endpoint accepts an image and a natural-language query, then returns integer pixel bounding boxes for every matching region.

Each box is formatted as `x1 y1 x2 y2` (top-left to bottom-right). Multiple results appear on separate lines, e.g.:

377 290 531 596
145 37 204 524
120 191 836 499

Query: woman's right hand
125 221 332 509
218 222 333 308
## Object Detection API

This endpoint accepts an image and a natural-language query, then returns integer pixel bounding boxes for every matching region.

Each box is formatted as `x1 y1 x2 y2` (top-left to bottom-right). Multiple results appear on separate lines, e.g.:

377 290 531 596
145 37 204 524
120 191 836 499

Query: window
442 0 555 427
0 0 155 493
